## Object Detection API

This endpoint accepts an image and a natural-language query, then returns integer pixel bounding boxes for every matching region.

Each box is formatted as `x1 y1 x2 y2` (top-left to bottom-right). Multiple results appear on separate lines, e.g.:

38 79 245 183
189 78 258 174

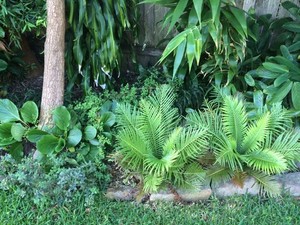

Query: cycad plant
114 85 209 193
186 95 300 196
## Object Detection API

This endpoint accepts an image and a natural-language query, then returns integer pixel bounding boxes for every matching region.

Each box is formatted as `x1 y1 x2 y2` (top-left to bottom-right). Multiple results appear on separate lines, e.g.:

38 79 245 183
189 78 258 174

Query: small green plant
0 99 102 164
114 85 209 193
187 95 300 196
0 154 109 206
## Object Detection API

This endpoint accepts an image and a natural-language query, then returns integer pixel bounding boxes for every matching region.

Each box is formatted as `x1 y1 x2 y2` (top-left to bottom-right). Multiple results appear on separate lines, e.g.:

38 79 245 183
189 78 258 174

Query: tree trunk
39 0 65 127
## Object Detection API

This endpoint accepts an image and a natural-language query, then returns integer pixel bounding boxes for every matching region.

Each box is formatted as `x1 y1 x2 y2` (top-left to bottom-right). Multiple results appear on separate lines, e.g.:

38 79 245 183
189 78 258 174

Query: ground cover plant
0 191 299 225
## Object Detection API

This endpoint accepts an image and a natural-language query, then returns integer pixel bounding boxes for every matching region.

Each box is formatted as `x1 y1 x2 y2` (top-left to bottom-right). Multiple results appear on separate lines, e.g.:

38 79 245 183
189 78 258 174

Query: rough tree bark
39 0 65 127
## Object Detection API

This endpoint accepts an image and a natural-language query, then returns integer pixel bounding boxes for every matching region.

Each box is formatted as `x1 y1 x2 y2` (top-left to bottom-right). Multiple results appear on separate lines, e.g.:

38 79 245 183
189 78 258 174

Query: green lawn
0 191 299 225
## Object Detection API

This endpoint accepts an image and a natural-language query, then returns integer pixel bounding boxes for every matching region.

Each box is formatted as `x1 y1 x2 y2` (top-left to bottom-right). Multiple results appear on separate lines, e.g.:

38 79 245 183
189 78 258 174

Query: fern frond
214 133 244 171
143 174 163 193
117 127 148 171
116 103 139 130
148 85 179 134
138 100 164 158
241 113 270 153
175 127 209 163
222 96 247 150
245 149 288 175
144 149 179 176
268 103 293 135
249 171 281 197
271 131 300 169
206 164 233 185
180 162 206 189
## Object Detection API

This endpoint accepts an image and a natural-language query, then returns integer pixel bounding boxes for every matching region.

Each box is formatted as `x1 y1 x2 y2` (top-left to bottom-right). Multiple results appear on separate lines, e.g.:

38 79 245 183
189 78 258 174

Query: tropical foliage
187 95 300 195
143 0 248 84
114 85 209 192
65 0 138 94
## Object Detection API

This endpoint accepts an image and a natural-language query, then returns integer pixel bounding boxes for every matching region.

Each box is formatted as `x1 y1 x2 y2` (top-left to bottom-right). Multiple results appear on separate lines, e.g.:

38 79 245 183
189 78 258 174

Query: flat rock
150 187 212 202
213 178 261 197
105 186 138 201
276 172 300 196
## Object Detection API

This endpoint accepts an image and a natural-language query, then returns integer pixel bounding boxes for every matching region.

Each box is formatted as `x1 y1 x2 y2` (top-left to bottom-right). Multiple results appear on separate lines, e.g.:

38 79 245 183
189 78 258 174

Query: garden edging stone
105 172 300 202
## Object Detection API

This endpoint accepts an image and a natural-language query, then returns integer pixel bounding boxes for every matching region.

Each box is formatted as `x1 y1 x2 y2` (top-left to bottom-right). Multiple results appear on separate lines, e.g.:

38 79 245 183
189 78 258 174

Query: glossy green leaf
283 22 300 33
0 59 8 72
0 27 5 38
52 106 71 131
292 82 300 110
263 62 289 74
274 73 290 87
267 81 293 104
20 101 39 124
26 129 48 143
11 123 26 142
36 135 60 154
0 123 13 139
84 125 97 140
253 90 264 109
186 31 195 72
173 39 186 78
192 0 203 25
67 128 82 147
245 73 255 87
160 29 191 63
168 0 188 33
0 99 20 123
10 142 23 161
210 0 221 24
230 6 247 36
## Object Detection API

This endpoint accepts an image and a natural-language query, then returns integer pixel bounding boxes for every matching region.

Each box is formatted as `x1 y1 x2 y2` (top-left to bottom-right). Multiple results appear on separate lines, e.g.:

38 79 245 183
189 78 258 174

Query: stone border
105 172 300 202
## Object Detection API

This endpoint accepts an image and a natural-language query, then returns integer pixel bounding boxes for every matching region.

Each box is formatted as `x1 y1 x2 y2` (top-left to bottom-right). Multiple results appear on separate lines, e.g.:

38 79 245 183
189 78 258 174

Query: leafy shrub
187 95 300 196
143 0 248 85
0 99 104 165
114 85 209 193
0 154 109 206
65 0 138 94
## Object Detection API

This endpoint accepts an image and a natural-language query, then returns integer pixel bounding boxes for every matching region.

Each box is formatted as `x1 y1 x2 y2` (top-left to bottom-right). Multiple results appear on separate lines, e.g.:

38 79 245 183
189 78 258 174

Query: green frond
143 174 163 193
246 149 288 175
271 131 300 169
268 103 293 135
206 165 233 185
138 100 164 159
214 133 244 171
117 128 147 172
249 171 281 197
180 162 206 189
116 103 139 130
163 127 182 155
144 149 179 176
222 96 247 150
148 85 179 134
175 127 209 163
241 113 270 154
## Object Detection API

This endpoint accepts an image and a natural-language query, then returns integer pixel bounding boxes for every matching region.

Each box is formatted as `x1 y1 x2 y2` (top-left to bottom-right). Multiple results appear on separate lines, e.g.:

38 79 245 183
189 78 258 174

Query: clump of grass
0 191 299 225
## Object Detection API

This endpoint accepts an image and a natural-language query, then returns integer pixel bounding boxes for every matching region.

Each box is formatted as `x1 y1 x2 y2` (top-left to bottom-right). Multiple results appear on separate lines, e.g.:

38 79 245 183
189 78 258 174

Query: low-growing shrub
0 154 110 206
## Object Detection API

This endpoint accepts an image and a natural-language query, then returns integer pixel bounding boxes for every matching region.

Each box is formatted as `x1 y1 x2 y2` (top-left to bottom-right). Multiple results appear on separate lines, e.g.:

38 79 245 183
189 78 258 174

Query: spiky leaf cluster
187 95 300 196
115 85 209 192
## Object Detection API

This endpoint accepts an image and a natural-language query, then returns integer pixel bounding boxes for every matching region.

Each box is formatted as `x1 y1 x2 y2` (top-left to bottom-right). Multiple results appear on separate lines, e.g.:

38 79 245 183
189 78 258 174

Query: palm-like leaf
241 113 270 153
222 96 247 151
246 150 287 175
175 127 209 163
249 171 281 197
117 128 147 171
270 131 300 169
115 85 208 193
